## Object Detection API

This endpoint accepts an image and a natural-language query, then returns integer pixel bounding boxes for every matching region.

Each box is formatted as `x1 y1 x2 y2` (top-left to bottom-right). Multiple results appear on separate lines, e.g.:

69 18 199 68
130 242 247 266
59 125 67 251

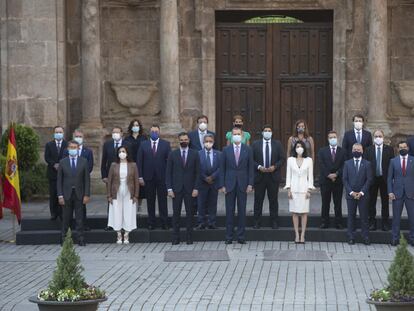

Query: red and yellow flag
2 124 21 224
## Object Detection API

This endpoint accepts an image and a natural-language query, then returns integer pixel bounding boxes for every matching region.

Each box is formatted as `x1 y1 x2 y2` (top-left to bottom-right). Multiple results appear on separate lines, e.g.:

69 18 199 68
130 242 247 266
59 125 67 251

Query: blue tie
356 131 361 144
376 147 382 176
71 157 76 175
265 141 270 168
355 159 359 172
206 151 212 174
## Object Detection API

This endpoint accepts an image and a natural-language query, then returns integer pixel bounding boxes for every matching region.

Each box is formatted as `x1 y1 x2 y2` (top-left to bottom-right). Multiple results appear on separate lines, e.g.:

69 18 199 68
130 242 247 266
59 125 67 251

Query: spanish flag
2 124 21 224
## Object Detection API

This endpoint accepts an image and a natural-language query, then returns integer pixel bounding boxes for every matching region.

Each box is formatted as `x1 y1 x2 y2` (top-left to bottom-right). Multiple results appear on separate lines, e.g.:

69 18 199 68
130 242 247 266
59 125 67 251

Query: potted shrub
366 235 414 310
29 229 107 311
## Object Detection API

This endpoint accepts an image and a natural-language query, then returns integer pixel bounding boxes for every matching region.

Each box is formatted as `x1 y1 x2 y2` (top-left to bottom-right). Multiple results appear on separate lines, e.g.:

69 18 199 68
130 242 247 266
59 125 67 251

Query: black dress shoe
348 239 355 245
84 226 91 232
208 225 217 229
320 223 329 229
253 224 260 229
186 240 193 245
390 240 399 246
225 240 232 245
363 239 371 245
335 223 343 230
272 222 279 230
237 240 246 244
369 223 377 231
104 226 113 231
382 223 390 231
195 224 206 230
172 240 180 245
148 225 155 230
161 224 169 230
78 240 86 246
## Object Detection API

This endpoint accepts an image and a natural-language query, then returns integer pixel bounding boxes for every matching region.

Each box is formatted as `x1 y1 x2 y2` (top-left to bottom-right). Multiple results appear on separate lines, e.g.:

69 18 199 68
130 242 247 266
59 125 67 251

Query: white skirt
108 182 137 232
288 192 310 213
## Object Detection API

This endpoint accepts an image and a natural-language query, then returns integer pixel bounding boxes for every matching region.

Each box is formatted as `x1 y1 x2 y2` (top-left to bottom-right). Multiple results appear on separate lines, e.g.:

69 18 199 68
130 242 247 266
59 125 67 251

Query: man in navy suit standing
388 141 414 246
342 143 373 245
44 126 68 220
166 132 200 245
137 125 171 230
188 115 217 151
220 127 254 244
195 133 221 230
342 114 372 159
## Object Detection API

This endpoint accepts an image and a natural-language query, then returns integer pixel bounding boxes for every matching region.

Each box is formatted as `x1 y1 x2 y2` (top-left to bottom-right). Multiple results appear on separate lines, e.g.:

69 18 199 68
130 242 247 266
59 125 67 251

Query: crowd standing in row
44 114 414 247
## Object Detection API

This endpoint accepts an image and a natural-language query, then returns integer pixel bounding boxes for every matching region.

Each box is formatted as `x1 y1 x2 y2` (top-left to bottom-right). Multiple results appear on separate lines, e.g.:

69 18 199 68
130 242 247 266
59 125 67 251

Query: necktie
376 147 382 176
356 131 361 144
235 145 240 165
265 141 270 168
182 150 186 166
402 157 406 176
57 142 61 153
71 157 76 175
115 142 119 151
152 141 157 155
200 132 205 147
206 150 212 174
355 159 359 172
331 148 336 162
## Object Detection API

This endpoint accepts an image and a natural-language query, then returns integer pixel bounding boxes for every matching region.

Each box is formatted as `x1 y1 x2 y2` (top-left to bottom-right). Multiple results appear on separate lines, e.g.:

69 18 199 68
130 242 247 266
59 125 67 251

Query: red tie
402 157 406 176
152 141 156 155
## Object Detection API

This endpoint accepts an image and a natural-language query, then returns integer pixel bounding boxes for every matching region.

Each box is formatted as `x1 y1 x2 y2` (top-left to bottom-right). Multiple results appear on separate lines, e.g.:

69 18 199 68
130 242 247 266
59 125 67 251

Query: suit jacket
188 130 217 151
63 146 94 173
220 144 254 192
57 157 90 201
342 158 373 199
44 140 68 180
124 134 147 162
364 144 394 182
342 129 373 159
101 139 129 179
166 148 200 193
407 136 414 157
107 162 140 200
387 155 414 199
137 139 171 182
284 157 315 192
318 145 346 185
198 148 222 189
252 139 285 184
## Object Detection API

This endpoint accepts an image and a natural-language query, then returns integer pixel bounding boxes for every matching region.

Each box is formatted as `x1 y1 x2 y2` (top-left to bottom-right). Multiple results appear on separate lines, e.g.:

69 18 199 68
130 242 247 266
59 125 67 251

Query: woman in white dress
284 141 315 243
107 146 140 244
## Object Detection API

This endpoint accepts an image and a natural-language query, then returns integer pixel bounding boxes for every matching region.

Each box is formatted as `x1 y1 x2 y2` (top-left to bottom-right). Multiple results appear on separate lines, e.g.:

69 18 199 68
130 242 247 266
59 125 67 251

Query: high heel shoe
124 232 129 245
116 232 123 244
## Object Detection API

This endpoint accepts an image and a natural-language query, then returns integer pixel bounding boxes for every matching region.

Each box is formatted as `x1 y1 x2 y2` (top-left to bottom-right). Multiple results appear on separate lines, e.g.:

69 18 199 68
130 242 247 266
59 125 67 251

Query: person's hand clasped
192 189 199 198
168 190 175 198
389 193 396 201
58 196 64 206
288 190 293 200
246 185 253 193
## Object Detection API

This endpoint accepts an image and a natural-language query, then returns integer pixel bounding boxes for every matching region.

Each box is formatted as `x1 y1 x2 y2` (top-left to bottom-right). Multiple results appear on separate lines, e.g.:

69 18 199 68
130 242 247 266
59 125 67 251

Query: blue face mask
54 133 63 140
329 138 337 146
68 149 78 157
132 126 140 133
150 131 159 141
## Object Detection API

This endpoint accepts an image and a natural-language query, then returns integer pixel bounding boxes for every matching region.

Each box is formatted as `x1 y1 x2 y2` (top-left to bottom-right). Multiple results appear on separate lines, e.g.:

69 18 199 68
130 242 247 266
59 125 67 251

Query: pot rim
28 296 107 305
366 298 414 305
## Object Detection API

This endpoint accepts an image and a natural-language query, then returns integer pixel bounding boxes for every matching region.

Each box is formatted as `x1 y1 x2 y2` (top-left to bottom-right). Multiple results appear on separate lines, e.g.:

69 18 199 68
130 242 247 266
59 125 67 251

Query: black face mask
234 124 242 129
180 142 189 148
352 151 362 158
400 149 409 156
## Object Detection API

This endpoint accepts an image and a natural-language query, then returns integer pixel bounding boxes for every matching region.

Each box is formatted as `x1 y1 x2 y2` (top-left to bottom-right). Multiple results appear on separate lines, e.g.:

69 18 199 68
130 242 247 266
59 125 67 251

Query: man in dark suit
44 126 68 220
252 124 285 229
342 143 373 245
365 129 394 231
101 126 128 231
188 115 217 151
318 130 346 229
220 127 254 244
166 132 200 245
342 114 372 159
195 133 221 230
137 125 171 230
407 136 414 156
388 141 414 246
64 129 94 230
57 140 90 246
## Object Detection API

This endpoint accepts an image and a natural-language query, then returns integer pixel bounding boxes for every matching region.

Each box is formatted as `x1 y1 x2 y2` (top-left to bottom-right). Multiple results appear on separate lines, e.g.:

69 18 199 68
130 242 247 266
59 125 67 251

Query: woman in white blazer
284 141 315 243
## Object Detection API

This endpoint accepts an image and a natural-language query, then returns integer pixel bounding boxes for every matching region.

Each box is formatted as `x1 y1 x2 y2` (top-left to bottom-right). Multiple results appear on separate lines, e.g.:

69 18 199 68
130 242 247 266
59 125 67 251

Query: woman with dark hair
287 119 315 160
284 140 315 244
225 114 251 145
107 146 140 244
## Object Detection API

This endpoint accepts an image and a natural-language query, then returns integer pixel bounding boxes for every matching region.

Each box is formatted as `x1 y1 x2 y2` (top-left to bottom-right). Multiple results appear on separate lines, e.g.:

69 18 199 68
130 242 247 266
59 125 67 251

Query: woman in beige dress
284 141 315 243
286 119 315 160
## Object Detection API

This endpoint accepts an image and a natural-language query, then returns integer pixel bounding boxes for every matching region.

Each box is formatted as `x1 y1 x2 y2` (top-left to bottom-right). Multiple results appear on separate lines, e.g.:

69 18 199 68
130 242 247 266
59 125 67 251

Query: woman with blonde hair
286 119 315 160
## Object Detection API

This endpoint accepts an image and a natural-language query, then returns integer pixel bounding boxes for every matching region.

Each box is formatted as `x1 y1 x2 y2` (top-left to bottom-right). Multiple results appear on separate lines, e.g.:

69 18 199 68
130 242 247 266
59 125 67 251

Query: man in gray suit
57 140 91 246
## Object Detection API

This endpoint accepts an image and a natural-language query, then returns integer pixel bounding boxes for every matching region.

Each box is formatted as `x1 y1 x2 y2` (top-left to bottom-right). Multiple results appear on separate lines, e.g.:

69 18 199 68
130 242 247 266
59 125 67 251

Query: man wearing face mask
166 132 200 245
342 143 373 245
252 125 285 229
101 126 128 231
220 127 254 244
388 141 414 246
44 126 68 220
188 115 217 151
342 114 373 160
318 131 346 229
195 134 222 230
57 140 90 246
137 125 171 230
365 130 394 231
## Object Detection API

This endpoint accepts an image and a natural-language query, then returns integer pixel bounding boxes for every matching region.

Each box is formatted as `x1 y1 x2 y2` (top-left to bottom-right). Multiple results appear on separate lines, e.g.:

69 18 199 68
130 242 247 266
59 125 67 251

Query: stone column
367 0 390 134
160 0 182 133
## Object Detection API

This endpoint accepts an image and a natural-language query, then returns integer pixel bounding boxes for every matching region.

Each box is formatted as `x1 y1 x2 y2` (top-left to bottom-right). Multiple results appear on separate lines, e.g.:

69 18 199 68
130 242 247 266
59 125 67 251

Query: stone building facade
1 0 414 183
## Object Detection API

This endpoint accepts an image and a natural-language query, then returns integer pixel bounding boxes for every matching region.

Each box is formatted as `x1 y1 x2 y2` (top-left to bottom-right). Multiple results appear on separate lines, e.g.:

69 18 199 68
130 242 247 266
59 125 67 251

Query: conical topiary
387 235 414 298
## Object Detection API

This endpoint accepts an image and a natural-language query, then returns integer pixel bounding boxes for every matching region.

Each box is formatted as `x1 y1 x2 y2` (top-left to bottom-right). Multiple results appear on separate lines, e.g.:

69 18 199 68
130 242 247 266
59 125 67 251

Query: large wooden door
216 22 333 179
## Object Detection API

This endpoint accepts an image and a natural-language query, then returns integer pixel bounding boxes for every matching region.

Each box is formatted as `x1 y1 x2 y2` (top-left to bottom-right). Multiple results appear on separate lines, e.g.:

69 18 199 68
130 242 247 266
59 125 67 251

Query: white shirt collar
151 138 159 143
353 157 362 161
180 147 189 152
263 139 271 143
330 145 337 150
233 143 241 149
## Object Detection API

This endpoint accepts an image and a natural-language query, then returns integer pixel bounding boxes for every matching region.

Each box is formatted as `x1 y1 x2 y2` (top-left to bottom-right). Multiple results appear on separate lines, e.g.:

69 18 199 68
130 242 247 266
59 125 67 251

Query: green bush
19 163 49 201
1 124 40 171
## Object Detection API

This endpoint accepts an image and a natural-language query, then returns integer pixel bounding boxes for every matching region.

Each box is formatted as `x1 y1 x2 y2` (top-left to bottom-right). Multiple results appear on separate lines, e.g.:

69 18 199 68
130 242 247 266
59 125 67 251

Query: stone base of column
161 122 184 148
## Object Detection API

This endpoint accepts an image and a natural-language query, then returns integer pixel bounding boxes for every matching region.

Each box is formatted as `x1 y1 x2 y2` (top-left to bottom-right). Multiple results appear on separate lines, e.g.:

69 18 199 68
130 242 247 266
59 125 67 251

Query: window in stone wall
245 15 303 24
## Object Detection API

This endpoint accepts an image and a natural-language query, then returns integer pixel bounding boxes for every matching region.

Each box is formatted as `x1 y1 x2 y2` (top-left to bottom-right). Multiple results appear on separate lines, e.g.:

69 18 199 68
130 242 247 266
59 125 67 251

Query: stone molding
393 81 414 116
102 0 159 8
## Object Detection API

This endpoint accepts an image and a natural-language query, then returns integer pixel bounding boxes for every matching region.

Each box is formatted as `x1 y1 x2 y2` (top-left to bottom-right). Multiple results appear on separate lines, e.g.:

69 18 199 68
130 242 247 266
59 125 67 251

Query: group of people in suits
44 113 414 247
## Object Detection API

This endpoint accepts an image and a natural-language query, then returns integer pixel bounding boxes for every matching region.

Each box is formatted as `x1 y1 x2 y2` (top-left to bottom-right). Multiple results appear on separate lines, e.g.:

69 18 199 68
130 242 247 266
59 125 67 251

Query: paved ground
0 192 409 311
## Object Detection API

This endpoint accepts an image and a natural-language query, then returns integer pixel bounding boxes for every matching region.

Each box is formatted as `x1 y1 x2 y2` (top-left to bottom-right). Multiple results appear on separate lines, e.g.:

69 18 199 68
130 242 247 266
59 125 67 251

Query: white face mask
374 137 384 145
199 122 208 132
296 147 304 155
204 142 213 150
262 132 272 140
74 137 83 145
112 133 121 141
118 152 127 160
354 121 363 130
232 135 242 143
